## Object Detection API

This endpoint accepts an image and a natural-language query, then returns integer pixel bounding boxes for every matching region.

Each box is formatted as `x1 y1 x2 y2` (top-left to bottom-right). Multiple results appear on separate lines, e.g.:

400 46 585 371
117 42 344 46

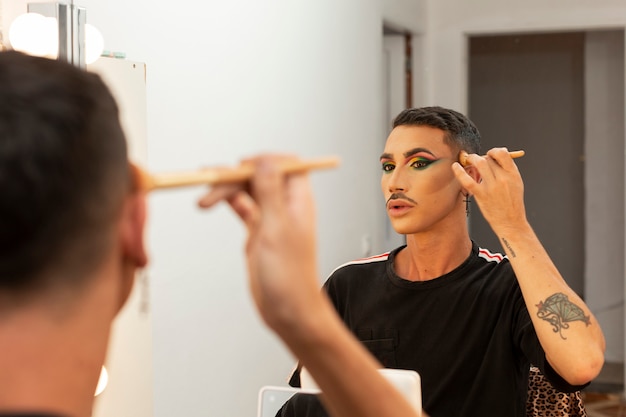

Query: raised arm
452 148 605 386
199 155 423 417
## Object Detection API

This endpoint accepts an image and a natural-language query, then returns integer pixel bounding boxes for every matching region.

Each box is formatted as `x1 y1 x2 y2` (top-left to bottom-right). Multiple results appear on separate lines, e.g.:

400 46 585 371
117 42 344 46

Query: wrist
492 217 532 240
270 293 338 350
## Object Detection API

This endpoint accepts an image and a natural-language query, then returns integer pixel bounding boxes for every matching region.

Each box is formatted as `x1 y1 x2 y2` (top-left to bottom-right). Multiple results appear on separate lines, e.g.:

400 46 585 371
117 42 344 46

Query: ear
119 191 148 267
465 164 481 182
116 185 148 311
460 164 481 195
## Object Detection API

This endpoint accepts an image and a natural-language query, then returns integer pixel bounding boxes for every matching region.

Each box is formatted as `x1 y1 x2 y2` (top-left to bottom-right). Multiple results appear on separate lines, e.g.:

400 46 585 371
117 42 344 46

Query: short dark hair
392 106 481 154
0 51 130 294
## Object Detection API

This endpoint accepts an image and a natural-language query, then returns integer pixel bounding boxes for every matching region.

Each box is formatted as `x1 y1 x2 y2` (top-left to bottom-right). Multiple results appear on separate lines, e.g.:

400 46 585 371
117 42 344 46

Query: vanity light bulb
9 13 58 58
95 365 109 396
85 24 104 64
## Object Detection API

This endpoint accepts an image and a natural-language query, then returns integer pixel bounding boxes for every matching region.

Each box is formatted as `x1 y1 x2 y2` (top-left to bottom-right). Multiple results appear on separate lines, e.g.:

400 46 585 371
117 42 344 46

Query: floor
584 392 626 417
583 362 626 417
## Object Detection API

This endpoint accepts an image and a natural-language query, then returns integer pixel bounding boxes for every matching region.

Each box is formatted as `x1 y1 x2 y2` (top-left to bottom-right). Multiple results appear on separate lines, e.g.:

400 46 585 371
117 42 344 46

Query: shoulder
325 248 396 283
473 245 513 278
0 414 69 417
467 245 519 292
476 246 508 264
332 251 390 272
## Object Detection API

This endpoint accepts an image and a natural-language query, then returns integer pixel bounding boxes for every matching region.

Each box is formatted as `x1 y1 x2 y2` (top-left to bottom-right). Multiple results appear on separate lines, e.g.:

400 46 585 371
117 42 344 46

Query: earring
464 194 472 217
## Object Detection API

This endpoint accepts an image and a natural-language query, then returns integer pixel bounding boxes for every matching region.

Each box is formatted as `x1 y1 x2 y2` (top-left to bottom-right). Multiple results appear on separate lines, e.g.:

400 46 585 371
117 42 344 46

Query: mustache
386 193 417 206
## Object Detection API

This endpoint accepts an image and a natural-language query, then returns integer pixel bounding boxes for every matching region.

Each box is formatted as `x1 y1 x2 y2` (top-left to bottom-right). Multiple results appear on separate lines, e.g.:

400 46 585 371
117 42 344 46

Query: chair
526 366 587 416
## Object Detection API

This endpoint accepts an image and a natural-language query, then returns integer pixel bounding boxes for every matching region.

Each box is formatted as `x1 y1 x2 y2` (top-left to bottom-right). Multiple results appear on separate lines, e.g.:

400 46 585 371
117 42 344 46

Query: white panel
88 57 152 417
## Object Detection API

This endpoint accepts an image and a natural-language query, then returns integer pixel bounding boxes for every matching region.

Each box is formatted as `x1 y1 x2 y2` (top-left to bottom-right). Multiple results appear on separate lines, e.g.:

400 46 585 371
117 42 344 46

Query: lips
387 198 414 216
387 199 412 209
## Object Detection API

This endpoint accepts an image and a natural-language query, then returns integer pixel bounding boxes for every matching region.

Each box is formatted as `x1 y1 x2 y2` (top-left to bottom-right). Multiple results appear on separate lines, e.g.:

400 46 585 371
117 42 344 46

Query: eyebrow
379 147 437 161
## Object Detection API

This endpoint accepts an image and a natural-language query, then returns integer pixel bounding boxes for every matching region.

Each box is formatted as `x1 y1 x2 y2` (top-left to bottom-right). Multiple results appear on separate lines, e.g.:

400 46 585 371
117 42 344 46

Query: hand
198 155 321 333
452 147 528 234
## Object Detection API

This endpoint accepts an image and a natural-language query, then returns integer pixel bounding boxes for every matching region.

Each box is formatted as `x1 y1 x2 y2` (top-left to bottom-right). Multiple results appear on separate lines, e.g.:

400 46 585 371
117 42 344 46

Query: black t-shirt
286 243 586 417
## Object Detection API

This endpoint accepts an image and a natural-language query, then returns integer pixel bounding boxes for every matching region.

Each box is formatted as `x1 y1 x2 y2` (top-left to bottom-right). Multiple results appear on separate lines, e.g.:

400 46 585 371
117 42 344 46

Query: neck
0 264 121 417
396 224 473 282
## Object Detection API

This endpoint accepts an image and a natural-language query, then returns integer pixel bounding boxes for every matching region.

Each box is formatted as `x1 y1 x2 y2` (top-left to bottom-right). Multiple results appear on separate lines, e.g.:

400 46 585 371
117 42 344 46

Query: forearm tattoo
536 293 591 340
501 237 516 258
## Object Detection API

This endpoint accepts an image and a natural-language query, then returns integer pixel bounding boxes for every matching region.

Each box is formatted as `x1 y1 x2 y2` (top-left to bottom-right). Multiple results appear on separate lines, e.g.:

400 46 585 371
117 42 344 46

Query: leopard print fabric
526 366 587 416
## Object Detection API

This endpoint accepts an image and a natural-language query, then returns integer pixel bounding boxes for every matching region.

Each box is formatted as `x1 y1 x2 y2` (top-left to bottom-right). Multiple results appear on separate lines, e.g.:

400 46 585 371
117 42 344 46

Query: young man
0 50 421 417
282 107 605 417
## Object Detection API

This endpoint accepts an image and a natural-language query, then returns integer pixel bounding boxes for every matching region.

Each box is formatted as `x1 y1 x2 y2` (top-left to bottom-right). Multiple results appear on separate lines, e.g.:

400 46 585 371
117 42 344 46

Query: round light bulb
42 17 59 59
85 24 104 64
9 13 58 58
95 365 109 396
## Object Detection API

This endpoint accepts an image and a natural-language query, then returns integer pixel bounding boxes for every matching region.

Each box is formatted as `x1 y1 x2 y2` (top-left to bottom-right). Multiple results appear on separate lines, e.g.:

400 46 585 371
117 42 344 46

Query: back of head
0 51 130 299
392 106 481 154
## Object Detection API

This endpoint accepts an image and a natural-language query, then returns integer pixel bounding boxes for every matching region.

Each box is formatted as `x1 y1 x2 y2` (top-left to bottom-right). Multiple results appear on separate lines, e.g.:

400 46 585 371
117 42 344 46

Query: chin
393 228 415 236
389 220 418 236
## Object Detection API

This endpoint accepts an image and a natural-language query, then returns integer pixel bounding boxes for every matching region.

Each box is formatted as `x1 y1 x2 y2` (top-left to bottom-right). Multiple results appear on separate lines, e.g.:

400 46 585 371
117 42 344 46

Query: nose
384 166 409 193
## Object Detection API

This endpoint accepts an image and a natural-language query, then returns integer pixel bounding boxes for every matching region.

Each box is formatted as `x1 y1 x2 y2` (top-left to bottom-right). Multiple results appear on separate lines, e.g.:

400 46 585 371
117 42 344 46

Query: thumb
451 162 476 194
227 191 259 233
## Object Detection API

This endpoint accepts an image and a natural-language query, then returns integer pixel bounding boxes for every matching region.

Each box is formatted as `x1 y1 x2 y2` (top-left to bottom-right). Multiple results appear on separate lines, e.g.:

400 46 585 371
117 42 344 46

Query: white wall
383 0 425 33
0 1 425 416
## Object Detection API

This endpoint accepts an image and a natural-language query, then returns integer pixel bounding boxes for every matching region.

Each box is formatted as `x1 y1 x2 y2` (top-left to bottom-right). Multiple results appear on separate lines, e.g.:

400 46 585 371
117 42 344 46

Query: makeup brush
137 155 340 192
459 150 525 167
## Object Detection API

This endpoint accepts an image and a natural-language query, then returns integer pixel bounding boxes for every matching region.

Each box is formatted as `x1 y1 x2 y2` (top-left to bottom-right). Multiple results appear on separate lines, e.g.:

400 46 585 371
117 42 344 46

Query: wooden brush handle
145 155 340 191
459 150 525 167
